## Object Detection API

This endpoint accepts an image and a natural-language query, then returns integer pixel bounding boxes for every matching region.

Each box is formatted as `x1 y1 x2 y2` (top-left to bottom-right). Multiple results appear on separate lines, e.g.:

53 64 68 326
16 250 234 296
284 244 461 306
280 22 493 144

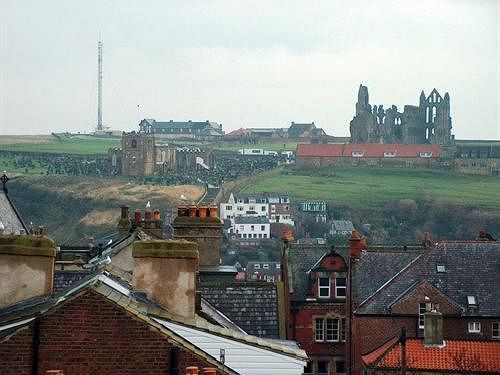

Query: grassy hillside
8 175 203 244
1 134 120 154
240 166 500 210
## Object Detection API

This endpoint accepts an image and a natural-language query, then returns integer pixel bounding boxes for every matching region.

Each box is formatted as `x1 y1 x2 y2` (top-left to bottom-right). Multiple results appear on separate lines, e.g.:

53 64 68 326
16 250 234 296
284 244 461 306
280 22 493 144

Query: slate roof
199 282 281 339
0 187 27 235
296 143 441 158
363 338 500 373
356 241 500 316
354 246 425 304
331 220 355 232
288 244 349 300
1 266 307 372
53 270 93 293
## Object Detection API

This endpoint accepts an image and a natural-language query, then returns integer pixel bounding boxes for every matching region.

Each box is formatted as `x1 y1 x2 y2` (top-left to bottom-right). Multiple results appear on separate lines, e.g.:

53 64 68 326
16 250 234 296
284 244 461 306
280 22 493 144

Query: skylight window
467 295 477 306
437 265 446 272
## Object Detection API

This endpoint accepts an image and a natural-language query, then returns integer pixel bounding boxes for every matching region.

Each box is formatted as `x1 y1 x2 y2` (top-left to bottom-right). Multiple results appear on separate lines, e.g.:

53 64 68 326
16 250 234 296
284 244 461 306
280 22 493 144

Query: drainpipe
31 317 41 375
169 348 179 375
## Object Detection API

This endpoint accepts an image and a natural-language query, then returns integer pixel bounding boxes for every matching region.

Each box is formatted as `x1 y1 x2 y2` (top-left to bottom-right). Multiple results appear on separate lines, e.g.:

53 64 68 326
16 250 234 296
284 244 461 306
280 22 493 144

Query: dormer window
318 277 330 298
419 151 433 158
383 151 396 158
352 151 364 158
467 295 477 306
254 264 260 269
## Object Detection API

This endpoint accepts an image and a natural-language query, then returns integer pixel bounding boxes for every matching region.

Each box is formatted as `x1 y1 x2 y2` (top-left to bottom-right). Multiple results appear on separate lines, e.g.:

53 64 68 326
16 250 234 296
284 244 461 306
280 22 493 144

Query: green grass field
240 166 500 209
0 135 120 154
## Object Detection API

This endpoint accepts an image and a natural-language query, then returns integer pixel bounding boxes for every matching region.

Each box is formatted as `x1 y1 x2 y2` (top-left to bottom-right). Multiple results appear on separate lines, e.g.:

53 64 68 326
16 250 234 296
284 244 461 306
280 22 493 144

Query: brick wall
0 325 33 373
0 290 220 374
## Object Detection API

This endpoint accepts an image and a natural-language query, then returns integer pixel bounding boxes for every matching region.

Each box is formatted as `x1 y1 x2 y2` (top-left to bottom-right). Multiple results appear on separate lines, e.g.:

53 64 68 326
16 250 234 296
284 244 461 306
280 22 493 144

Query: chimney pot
153 209 161 222
186 366 199 374
121 205 130 219
178 205 187 216
134 209 142 223
281 230 294 244
145 208 152 223
202 369 217 375
208 205 218 218
188 205 197 217
198 205 208 218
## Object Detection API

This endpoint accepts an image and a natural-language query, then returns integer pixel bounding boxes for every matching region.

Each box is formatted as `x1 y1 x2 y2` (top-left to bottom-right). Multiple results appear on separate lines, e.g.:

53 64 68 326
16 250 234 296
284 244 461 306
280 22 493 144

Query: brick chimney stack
0 235 58 308
349 230 366 261
424 308 444 347
172 205 223 267
132 240 199 318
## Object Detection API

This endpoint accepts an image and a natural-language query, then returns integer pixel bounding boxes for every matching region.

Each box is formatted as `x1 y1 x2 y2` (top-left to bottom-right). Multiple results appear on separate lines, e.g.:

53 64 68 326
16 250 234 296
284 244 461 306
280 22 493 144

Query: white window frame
383 151 396 158
492 322 500 339
468 321 481 333
315 318 324 342
418 303 426 329
254 264 260 269
326 318 339 342
352 151 364 157
263 264 269 269
318 277 330 298
467 295 477 306
335 277 346 299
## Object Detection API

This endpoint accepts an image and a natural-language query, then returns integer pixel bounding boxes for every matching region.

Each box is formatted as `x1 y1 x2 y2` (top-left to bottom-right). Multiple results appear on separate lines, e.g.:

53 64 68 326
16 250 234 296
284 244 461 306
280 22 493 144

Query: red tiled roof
363 339 500 373
224 128 252 137
296 143 441 158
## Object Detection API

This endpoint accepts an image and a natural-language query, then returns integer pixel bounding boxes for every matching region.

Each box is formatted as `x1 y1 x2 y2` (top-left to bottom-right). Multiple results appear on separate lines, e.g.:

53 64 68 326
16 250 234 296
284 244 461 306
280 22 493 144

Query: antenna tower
97 39 103 131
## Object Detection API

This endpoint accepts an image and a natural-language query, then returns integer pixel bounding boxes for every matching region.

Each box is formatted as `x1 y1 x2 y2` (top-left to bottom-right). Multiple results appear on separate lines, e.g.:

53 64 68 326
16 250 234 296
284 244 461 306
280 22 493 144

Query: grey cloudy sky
1 0 499 138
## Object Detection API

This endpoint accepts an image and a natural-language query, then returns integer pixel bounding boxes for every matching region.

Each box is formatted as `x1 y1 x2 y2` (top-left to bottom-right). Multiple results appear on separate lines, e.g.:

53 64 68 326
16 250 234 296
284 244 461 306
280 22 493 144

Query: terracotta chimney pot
134 209 142 223
186 366 199 374
198 205 208 218
153 209 161 221
188 205 197 217
202 368 217 375
281 230 294 243
208 205 218 218
178 205 187 216
145 208 152 223
46 370 64 375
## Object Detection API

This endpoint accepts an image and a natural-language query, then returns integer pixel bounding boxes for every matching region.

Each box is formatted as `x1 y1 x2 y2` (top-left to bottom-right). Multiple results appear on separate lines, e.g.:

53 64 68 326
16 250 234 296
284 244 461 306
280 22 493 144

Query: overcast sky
1 0 499 138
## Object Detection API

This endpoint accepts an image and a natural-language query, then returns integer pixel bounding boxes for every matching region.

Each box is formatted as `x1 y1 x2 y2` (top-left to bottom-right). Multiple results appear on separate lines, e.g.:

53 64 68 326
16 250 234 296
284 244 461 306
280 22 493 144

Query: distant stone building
350 85 454 147
108 131 215 177
139 119 224 140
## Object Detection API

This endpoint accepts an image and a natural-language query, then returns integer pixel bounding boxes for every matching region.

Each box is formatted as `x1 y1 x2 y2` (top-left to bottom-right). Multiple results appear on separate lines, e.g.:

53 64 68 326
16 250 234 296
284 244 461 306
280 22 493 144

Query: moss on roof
0 235 57 257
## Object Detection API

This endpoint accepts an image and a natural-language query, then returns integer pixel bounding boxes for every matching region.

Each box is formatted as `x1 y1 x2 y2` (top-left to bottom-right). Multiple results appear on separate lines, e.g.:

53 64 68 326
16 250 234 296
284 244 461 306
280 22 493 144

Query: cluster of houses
1 173 499 374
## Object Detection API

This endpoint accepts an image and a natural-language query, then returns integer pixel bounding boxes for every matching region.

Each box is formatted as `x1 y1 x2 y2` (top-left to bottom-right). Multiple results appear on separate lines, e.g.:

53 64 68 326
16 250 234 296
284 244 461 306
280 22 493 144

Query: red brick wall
0 325 34 374
0 290 220 374
293 304 346 358
391 281 461 315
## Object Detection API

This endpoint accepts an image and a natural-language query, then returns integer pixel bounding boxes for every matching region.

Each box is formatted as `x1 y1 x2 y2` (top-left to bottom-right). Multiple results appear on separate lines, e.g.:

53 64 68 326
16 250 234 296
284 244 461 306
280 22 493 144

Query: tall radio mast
97 39 103 131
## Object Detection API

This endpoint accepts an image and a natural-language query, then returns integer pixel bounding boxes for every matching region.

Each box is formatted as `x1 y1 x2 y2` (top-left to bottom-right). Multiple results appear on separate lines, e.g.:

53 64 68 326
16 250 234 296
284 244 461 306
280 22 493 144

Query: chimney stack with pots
118 205 164 238
132 240 199 318
0 235 58 308
424 307 444 347
172 205 223 267
349 230 367 261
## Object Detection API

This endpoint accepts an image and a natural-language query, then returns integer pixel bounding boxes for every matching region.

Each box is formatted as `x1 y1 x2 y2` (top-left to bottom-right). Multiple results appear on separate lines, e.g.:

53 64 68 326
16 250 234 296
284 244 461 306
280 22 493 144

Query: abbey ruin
350 85 454 146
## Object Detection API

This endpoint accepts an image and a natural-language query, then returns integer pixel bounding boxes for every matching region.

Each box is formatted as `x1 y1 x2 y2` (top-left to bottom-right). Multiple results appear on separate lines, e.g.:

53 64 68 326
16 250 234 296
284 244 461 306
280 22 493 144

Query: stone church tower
121 131 155 176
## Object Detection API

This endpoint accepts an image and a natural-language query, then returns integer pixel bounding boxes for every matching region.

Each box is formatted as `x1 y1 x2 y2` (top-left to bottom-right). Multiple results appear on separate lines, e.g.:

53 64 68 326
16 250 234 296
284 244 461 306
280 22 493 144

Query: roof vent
436 265 446 273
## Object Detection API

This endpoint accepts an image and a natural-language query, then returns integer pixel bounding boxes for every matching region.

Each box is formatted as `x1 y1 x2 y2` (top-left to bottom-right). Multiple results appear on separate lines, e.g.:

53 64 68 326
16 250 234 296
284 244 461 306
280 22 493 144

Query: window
237 206 243 211
254 264 260 269
419 151 433 158
261 225 265 231
336 277 346 298
467 295 477 306
250 225 255 231
352 151 364 157
437 265 446 272
318 277 330 298
261 205 266 211
326 319 339 342
263 264 269 269
315 318 324 341
336 361 345 375
131 139 137 148
276 263 281 269
492 323 500 339
383 151 396 158
225 205 232 211
419 303 427 329
303 362 313 375
341 318 346 342
317 361 329 375
468 321 481 333
249 205 255 211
